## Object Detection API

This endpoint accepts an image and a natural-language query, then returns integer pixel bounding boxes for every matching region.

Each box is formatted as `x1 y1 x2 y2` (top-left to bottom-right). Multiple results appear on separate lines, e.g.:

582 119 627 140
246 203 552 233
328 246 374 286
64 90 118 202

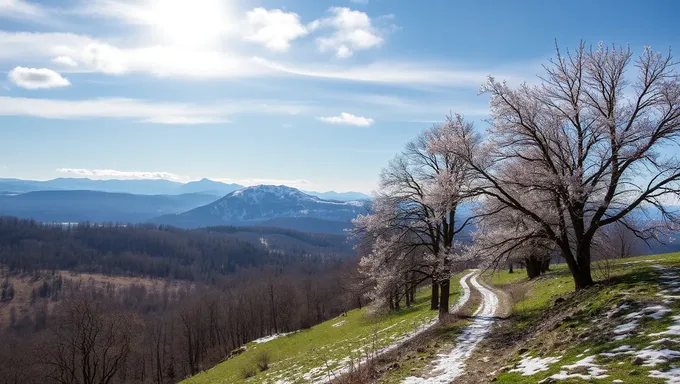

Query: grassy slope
489 252 680 383
183 273 465 384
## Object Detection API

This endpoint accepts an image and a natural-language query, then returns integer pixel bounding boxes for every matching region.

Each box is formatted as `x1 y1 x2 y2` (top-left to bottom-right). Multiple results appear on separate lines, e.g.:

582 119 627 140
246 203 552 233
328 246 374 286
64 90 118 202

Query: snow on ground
650 368 680 383
401 273 500 384
634 347 680 367
508 355 561 376
548 355 609 381
252 332 296 344
331 320 346 328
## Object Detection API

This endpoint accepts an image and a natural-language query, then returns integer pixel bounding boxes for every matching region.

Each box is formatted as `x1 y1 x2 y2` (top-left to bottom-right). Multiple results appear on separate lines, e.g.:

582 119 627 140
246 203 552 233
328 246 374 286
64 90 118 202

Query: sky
0 0 678 193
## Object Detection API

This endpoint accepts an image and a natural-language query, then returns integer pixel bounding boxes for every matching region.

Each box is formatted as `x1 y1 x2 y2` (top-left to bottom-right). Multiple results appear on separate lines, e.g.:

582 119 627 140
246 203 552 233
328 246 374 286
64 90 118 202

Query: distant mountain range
0 182 370 234
150 185 369 233
0 190 219 223
0 177 371 201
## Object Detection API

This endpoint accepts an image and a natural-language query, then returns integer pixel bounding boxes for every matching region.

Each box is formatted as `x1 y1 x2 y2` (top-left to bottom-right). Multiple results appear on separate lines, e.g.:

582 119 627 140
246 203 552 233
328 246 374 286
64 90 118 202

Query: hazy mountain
303 190 371 201
178 178 242 196
152 185 368 233
0 178 188 195
0 190 218 223
0 178 371 200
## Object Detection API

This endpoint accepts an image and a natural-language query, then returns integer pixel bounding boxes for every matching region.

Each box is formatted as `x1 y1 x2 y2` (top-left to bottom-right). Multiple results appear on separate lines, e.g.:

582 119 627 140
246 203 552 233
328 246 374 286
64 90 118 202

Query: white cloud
310 7 384 58
54 168 314 189
0 0 49 21
51 56 78 67
0 96 307 124
56 168 191 182
0 31 271 79
317 112 374 126
254 57 538 88
8 67 70 89
244 8 308 52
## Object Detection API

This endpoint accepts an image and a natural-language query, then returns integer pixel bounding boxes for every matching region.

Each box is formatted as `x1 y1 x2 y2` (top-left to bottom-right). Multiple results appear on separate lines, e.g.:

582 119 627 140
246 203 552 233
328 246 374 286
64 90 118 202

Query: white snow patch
332 320 346 328
649 368 680 383
252 331 296 344
649 315 680 337
634 347 680 367
548 355 608 381
401 273 499 383
625 305 672 320
613 321 638 337
508 355 561 376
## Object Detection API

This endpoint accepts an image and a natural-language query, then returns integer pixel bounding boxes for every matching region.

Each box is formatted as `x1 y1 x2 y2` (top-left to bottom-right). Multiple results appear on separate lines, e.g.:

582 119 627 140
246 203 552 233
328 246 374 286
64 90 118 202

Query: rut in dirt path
401 272 501 384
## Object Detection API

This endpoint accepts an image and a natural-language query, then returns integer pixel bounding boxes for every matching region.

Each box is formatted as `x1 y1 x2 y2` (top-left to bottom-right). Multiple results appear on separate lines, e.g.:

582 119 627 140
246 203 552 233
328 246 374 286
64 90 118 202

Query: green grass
182 273 466 384
495 252 680 384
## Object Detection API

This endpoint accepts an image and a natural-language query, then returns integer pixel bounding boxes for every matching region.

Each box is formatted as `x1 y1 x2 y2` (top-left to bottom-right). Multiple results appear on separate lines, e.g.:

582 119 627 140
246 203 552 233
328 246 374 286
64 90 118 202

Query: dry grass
0 269 192 328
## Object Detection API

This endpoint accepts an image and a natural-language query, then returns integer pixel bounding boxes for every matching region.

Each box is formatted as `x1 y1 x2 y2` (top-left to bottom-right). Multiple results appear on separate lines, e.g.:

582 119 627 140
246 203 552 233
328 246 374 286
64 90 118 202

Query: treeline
0 217 352 282
0 264 366 384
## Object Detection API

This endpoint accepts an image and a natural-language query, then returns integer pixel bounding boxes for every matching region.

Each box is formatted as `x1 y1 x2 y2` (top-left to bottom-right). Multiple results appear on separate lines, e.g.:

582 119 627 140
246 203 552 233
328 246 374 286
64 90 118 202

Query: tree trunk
438 279 450 316
508 263 514 274
540 257 551 273
561 243 595 290
525 258 541 279
405 285 411 308
394 290 401 311
430 280 439 310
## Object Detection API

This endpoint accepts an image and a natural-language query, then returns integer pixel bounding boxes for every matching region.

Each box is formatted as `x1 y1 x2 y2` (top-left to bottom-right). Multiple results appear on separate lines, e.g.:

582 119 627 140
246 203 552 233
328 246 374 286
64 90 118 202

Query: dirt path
401 272 505 383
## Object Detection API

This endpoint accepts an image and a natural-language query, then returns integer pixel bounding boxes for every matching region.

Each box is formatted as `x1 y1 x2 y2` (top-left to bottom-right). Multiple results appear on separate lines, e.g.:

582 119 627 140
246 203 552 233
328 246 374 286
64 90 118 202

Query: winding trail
402 272 501 384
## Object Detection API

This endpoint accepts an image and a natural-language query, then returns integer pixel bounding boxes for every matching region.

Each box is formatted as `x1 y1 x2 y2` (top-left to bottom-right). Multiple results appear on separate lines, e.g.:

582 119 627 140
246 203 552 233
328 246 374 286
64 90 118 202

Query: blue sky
0 0 678 193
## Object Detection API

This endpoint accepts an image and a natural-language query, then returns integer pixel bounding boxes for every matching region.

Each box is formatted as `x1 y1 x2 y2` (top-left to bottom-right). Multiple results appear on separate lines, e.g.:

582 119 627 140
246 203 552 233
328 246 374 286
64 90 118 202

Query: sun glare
146 0 232 48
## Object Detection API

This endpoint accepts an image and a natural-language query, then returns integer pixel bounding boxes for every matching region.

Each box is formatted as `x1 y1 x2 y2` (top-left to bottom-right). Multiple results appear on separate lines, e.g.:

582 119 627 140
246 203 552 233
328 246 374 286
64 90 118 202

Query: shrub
241 365 257 378
256 350 271 372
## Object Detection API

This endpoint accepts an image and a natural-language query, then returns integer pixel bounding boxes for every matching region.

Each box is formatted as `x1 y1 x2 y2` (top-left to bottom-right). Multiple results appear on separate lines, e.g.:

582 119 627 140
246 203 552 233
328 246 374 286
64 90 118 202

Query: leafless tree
44 296 133 384
453 42 680 289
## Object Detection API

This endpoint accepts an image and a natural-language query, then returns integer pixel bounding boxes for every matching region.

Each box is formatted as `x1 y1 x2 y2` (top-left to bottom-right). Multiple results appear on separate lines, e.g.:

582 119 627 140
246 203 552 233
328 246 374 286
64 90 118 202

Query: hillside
181 271 471 384
177 252 680 384
152 185 368 231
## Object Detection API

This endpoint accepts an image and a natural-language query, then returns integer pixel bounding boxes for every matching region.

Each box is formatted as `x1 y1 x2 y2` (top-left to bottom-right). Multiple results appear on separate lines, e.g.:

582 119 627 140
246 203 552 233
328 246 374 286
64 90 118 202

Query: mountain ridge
150 185 368 233
0 177 371 200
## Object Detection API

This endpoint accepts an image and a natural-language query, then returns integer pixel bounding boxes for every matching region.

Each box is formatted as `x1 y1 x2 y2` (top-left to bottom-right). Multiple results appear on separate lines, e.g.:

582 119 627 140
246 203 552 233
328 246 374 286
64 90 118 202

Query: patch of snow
649 368 680 383
252 331 296 344
649 315 680 337
600 345 636 358
625 305 672 320
613 321 638 335
401 273 499 383
548 355 608 381
634 348 680 367
332 320 346 328
508 355 561 376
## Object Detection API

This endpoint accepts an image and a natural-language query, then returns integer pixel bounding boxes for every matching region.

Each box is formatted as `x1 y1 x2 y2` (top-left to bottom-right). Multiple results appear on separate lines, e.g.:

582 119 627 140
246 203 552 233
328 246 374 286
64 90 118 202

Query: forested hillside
0 217 354 282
